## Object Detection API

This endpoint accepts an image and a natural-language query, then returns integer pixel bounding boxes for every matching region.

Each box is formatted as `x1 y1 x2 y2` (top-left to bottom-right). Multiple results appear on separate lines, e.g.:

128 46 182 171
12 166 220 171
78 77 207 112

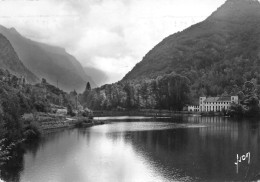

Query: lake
1 116 260 182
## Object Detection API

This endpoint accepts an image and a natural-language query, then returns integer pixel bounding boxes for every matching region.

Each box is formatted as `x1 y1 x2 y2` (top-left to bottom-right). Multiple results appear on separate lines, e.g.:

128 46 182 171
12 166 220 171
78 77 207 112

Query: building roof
217 96 231 101
204 97 219 103
204 96 231 103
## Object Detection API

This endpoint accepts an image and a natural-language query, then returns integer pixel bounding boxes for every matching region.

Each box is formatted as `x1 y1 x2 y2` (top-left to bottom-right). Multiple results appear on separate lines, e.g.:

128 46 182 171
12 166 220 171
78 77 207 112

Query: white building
188 105 200 112
199 96 239 112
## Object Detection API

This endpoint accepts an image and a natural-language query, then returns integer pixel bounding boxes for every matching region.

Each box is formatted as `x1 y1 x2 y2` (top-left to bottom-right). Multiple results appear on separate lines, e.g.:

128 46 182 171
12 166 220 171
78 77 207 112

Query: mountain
82 0 260 110
84 67 108 87
0 33 38 83
123 0 260 83
0 25 96 92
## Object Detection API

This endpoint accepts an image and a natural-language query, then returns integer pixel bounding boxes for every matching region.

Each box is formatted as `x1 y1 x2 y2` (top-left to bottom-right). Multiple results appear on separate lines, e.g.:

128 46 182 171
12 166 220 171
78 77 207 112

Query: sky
0 0 226 84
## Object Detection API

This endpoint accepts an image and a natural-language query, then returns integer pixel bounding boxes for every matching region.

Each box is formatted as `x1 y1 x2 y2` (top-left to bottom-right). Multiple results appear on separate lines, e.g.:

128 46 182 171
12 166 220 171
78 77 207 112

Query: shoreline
41 118 107 133
93 110 197 118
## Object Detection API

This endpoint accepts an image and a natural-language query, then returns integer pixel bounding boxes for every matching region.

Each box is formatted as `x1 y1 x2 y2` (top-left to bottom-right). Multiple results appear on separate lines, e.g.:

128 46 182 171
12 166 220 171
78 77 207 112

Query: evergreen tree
86 82 91 91
41 78 47 84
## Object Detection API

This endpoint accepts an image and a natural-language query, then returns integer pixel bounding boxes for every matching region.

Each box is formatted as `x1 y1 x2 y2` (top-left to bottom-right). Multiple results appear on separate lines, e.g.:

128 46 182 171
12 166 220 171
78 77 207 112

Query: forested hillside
80 72 190 110
123 0 260 100
0 68 77 143
81 0 260 111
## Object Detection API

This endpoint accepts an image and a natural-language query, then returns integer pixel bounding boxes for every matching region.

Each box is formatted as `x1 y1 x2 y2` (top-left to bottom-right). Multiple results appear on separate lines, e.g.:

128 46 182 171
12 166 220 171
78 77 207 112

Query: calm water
1 116 260 182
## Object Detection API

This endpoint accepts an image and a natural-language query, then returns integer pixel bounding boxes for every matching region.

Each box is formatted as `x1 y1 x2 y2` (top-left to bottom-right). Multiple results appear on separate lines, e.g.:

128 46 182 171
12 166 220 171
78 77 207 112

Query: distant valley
84 67 108 87
0 33 38 83
0 25 99 92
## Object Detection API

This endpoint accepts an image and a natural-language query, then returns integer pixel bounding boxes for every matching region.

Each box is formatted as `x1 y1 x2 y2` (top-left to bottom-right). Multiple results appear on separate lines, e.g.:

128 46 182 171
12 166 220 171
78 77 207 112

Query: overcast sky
0 0 226 84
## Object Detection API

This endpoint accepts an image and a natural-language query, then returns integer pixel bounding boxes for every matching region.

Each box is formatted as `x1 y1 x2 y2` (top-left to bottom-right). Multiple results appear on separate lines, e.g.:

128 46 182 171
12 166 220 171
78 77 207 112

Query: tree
86 82 91 91
243 96 260 116
41 78 47 84
228 103 244 116
123 82 133 108
140 82 149 108
67 104 75 117
243 81 255 95
0 85 23 140
230 80 260 117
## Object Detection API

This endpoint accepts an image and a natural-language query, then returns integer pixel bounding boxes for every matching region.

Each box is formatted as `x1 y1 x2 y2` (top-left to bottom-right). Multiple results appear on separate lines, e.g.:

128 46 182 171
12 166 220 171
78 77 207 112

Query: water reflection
0 145 24 182
1 116 260 181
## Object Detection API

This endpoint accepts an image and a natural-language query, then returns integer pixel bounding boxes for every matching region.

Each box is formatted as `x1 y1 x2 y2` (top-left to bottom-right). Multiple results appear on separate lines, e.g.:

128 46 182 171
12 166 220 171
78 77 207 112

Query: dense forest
80 72 190 111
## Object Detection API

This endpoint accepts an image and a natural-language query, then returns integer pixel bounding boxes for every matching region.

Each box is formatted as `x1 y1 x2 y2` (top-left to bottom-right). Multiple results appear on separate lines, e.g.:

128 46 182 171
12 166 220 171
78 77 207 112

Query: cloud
0 0 226 84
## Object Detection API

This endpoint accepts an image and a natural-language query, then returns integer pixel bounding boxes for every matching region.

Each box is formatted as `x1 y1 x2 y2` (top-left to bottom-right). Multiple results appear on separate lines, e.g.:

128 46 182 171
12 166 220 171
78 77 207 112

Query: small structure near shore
187 105 200 112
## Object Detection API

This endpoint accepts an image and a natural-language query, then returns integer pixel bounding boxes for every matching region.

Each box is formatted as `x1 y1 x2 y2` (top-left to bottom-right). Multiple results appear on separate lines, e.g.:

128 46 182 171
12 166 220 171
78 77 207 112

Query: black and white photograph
0 0 260 181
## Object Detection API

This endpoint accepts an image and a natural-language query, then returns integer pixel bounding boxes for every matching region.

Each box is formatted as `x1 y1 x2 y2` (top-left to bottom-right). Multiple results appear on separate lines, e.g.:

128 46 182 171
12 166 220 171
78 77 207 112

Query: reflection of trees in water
124 118 260 181
23 139 41 159
0 139 43 182
77 128 91 144
0 129 82 182
0 144 24 182
125 129 192 180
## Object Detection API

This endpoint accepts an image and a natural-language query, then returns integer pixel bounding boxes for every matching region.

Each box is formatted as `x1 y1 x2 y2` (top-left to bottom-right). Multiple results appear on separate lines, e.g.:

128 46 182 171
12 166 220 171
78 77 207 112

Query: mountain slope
84 67 108 87
0 33 38 83
81 0 260 110
123 0 260 81
0 25 96 92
